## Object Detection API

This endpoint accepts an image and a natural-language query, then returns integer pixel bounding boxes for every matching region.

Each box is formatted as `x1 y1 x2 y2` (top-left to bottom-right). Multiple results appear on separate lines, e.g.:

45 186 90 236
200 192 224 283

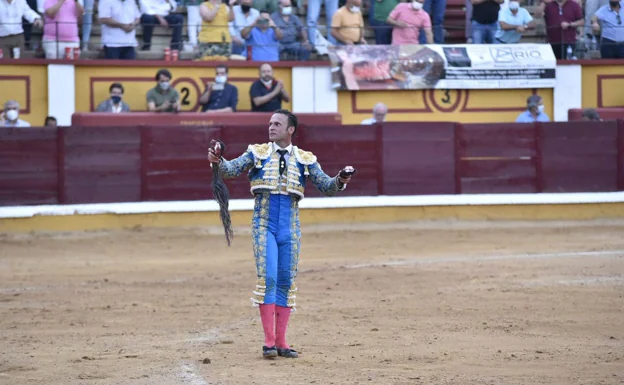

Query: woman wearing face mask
386 0 433 44
1 101 31 127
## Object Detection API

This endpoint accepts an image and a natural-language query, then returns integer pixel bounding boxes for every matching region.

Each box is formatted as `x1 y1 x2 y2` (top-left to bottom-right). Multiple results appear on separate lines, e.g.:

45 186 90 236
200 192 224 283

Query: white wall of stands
47 64 582 125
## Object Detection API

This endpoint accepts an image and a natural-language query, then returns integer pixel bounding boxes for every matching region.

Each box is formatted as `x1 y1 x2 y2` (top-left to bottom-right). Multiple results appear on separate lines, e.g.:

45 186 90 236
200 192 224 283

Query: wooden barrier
1 120 623 206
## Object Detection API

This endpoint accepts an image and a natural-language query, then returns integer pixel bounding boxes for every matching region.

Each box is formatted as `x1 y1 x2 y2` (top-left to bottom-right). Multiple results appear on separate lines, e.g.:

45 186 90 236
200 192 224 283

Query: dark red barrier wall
1 120 623 206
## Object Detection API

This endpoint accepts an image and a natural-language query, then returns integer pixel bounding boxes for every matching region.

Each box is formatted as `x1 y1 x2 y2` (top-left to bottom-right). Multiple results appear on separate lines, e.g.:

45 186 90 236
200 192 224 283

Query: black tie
277 149 287 176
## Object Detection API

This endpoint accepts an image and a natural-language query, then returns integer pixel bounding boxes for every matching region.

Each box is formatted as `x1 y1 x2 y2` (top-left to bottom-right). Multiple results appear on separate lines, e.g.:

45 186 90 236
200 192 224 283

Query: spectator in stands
271 0 311 60
387 0 433 44
538 0 583 59
22 0 42 50
44 116 57 126
581 108 602 121
230 0 260 56
0 0 42 57
584 0 608 39
515 95 550 122
98 0 141 59
182 0 202 50
82 0 93 50
147 69 181 112
471 0 503 44
331 0 366 45
420 0 446 44
308 0 339 48
361 103 388 124
249 63 290 112
242 11 282 61
254 0 279 13
139 0 184 51
197 0 235 60
42 0 83 59
199 64 239 112
96 83 131 112
1 100 31 127
591 0 624 59
494 0 535 43
370 0 399 44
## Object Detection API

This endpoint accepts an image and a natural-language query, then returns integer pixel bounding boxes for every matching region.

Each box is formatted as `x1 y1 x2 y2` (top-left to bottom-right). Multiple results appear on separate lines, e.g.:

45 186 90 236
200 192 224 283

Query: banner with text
328 44 557 91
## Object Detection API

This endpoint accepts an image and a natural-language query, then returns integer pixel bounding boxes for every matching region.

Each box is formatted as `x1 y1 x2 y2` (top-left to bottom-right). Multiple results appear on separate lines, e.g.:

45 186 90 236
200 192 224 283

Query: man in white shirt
139 0 184 51
1 100 31 127
0 0 43 57
98 0 141 59
361 103 388 125
229 0 260 56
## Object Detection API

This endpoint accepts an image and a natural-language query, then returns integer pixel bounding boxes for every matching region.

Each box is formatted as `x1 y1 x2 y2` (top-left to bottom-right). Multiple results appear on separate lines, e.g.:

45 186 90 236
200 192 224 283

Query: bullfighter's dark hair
274 109 298 136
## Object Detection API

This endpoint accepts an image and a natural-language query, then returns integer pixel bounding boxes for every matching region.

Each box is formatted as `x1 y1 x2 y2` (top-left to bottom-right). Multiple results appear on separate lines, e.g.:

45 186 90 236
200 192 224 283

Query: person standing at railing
241 11 282 61
537 0 583 60
42 0 83 59
386 0 433 44
197 0 235 60
591 0 624 58
494 0 535 43
308 0 338 48
419 0 445 43
229 0 260 57
0 0 43 58
470 0 503 44
330 0 366 45
182 0 203 50
98 0 141 60
370 0 399 44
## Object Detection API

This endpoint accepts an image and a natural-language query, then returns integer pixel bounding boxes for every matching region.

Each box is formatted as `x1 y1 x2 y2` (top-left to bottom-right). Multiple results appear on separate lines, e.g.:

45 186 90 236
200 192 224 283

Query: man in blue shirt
494 1 535 43
242 12 283 62
271 0 312 61
199 64 239 113
516 95 551 123
591 0 624 58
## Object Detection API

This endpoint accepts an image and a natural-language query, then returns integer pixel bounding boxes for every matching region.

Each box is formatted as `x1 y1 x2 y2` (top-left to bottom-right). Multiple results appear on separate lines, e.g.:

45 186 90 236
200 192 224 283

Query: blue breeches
251 193 301 308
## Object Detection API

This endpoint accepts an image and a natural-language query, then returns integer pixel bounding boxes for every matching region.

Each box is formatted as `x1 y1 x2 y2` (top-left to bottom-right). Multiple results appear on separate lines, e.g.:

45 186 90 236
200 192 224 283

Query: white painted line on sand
178 363 210 385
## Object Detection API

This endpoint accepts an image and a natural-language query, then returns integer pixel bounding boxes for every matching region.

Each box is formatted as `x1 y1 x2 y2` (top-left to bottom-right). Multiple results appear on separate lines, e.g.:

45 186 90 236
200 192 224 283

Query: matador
208 109 354 359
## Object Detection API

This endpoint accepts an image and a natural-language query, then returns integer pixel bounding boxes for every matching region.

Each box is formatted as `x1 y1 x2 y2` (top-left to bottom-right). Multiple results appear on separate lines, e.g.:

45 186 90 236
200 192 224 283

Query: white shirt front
229 5 260 40
360 117 376 125
3 118 31 127
0 0 41 37
139 0 176 16
272 142 293 162
98 0 141 47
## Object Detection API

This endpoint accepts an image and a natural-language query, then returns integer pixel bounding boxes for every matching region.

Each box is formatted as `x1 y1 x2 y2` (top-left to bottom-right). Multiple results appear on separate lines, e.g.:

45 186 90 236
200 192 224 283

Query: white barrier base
1 192 624 219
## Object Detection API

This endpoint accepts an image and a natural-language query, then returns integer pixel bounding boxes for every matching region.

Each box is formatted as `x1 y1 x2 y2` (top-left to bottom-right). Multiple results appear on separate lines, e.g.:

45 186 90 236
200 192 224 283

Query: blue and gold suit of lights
219 142 345 309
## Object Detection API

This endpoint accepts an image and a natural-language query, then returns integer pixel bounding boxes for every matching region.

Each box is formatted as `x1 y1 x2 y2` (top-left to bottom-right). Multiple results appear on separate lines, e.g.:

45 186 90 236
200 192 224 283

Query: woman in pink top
43 0 84 59
386 0 433 45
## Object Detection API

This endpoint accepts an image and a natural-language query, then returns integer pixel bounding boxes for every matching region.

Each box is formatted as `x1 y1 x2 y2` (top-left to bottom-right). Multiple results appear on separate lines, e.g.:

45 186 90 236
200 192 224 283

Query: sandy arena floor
0 220 623 385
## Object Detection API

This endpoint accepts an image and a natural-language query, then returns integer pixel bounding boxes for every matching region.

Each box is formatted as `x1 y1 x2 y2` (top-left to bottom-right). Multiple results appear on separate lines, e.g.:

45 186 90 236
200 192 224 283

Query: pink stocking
259 304 276 347
275 305 292 349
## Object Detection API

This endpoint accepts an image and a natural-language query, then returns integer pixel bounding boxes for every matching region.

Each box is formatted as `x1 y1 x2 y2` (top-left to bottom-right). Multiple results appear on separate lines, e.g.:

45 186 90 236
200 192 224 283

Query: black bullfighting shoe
277 348 298 358
263 346 278 359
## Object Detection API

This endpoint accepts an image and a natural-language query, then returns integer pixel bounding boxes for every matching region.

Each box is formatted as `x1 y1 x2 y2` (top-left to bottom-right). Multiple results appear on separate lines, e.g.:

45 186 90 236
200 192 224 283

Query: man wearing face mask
494 0 535 43
515 95 551 123
250 63 290 112
331 0 367 45
386 0 433 44
147 69 181 113
96 83 131 113
538 0 583 60
230 0 260 56
242 11 283 61
1 100 31 127
271 0 311 60
199 64 239 113
591 0 624 59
